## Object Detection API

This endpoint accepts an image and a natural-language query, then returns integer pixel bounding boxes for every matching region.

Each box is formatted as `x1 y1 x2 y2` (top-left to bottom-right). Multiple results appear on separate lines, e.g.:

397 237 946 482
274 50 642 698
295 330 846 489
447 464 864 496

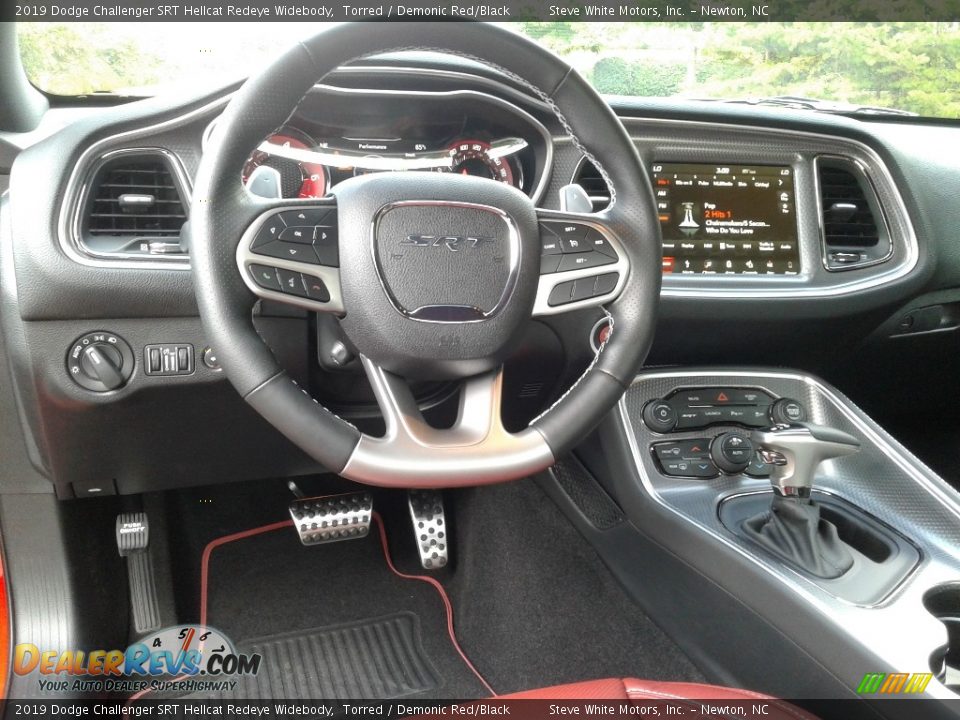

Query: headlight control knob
67 331 135 392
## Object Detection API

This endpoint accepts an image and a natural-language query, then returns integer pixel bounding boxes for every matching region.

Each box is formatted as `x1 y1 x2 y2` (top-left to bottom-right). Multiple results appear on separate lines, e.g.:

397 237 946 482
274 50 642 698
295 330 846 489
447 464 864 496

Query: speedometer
445 140 515 187
242 127 327 199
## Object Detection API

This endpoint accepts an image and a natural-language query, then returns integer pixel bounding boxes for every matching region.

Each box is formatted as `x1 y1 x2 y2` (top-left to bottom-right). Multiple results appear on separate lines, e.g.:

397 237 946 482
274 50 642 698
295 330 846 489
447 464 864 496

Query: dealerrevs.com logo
13 625 261 694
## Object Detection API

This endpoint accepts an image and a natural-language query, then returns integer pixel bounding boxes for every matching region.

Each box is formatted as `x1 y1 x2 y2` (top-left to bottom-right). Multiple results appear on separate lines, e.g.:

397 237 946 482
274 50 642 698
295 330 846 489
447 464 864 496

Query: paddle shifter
744 423 861 579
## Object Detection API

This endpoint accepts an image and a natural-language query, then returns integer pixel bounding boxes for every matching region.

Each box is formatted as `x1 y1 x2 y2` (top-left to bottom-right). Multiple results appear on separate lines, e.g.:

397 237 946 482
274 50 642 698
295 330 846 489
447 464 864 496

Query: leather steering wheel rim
190 22 661 487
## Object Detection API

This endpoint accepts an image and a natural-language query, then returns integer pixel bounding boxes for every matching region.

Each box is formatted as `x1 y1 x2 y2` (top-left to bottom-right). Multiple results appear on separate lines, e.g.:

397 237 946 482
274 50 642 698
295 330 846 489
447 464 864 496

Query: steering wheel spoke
533 209 630 316
341 356 553 487
235 198 343 314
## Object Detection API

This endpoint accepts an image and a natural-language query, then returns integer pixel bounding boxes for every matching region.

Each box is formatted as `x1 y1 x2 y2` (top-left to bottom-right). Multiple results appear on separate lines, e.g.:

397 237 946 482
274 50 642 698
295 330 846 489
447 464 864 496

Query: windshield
16 21 960 119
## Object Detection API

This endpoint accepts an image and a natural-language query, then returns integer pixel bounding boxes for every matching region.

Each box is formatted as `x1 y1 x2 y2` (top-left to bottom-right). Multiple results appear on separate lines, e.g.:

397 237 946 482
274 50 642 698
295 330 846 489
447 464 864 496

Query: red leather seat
503 678 817 719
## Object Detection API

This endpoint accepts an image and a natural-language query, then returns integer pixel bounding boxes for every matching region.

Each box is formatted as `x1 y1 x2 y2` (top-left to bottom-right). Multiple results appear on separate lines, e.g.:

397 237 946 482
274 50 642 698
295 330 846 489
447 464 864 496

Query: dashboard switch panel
643 386 780 432
652 439 718 478
144 344 194 376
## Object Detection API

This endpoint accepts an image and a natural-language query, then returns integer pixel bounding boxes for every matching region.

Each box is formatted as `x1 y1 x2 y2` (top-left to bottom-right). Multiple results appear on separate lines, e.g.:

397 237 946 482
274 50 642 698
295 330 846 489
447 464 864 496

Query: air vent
817 157 891 270
572 158 611 212
80 151 188 259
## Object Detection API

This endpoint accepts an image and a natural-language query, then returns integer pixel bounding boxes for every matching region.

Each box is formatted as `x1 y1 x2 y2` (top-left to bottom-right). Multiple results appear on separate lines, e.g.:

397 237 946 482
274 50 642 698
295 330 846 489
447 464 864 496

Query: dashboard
226 88 552 202
3 52 959 499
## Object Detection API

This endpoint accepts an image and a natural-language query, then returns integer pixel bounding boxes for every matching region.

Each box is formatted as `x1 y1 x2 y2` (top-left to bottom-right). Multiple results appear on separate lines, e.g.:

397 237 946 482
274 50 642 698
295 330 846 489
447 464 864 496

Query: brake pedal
408 490 449 569
116 512 162 634
289 492 373 546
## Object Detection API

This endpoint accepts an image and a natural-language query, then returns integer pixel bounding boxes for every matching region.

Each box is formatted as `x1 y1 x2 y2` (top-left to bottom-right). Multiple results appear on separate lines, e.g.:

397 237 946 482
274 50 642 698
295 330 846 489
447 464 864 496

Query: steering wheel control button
67 331 135 392
302 275 331 302
540 231 562 255
556 251 616 273
547 280 576 306
249 264 282 291
252 216 287 248
711 432 755 474
253 240 319 264
643 400 678 433
586 229 619 258
313 226 339 267
277 268 310 298
594 272 619 295
541 221 588 244
278 226 314 244
143 344 194 377
770 397 807 425
540 254 562 275
279 208 331 227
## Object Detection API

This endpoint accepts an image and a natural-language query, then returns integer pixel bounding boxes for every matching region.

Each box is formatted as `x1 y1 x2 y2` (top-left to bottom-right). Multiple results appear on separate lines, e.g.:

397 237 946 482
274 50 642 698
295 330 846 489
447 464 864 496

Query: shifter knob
751 423 860 498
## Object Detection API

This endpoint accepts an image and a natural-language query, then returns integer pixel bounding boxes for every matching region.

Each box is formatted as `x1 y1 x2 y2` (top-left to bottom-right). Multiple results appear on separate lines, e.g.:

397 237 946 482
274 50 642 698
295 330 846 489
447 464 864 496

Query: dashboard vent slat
84 155 188 246
816 157 892 271
818 165 879 248
572 159 611 212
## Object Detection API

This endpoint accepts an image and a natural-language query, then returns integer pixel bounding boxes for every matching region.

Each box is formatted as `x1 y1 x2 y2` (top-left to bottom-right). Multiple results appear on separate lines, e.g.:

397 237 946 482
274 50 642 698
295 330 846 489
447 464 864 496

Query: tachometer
242 127 327 199
445 140 515 187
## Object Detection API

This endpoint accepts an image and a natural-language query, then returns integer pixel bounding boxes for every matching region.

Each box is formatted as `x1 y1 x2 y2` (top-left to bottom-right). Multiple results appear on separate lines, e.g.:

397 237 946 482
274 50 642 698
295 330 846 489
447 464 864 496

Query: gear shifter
743 423 861 579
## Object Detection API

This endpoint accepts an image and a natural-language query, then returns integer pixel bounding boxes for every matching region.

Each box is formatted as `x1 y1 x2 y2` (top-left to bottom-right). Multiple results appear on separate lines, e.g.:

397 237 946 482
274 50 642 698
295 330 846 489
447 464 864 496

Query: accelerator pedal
408 490 449 569
289 492 373 546
116 512 162 634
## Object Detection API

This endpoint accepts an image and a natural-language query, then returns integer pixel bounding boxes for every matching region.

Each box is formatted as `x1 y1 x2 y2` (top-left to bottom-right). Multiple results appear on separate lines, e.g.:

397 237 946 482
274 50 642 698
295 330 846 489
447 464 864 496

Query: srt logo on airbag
400 235 494 252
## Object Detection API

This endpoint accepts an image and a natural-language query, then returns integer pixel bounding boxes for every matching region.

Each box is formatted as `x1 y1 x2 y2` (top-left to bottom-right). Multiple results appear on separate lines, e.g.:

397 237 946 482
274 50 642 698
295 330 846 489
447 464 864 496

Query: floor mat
198 613 438 700
447 479 707 694
189 514 490 700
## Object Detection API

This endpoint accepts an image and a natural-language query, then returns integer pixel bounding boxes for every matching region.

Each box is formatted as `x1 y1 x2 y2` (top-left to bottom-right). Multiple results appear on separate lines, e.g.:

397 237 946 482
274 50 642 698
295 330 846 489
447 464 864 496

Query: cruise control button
540 227 562 255
313 227 339 267
252 216 287 248
302 275 331 302
560 237 590 254
547 280 576 306
279 208 331 227
253 241 319 264
278 226 314 244
541 221 588 243
594 272 619 296
540 255 562 274
557 251 616 272
249 264 281 291
585 229 618 258
276 268 309 298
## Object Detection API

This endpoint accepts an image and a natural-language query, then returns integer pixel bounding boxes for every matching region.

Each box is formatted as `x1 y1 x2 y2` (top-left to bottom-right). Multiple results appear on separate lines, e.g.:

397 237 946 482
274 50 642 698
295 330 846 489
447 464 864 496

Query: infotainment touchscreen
652 163 800 275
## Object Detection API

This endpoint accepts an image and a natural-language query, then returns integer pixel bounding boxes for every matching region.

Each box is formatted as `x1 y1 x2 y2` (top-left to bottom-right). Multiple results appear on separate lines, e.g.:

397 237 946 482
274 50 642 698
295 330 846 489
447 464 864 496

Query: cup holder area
923 584 960 691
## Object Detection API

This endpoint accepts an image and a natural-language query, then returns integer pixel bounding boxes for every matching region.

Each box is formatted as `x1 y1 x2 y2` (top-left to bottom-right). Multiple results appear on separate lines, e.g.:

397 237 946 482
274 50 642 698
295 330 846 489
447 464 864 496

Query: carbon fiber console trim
618 368 960 699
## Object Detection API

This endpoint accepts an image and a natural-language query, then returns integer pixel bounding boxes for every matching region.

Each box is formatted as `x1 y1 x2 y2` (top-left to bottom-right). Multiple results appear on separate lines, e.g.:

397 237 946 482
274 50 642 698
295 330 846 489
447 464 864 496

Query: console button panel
644 386 777 433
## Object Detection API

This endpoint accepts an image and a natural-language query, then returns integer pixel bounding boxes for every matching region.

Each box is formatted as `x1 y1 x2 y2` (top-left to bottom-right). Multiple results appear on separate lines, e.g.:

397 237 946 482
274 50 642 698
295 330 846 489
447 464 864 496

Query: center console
620 369 960 700
546 368 960 706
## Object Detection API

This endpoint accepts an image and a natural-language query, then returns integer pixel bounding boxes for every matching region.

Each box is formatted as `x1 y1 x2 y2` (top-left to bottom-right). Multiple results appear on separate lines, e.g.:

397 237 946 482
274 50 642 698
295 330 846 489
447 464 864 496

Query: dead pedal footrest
289 492 373 546
408 490 449 569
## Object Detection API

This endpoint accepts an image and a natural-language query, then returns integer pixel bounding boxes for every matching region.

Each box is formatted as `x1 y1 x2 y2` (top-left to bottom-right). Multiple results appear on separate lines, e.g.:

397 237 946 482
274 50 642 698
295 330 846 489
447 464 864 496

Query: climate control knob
710 432 754 474
67 331 135 392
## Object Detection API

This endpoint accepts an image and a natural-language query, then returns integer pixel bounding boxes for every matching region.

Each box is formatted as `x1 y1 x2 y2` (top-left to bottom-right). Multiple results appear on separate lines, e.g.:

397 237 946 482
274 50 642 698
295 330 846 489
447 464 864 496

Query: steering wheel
190 22 661 488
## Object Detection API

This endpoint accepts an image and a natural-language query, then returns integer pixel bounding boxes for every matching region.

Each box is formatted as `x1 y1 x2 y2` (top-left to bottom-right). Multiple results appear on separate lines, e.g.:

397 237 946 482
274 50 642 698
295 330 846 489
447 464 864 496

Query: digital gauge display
652 163 800 275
